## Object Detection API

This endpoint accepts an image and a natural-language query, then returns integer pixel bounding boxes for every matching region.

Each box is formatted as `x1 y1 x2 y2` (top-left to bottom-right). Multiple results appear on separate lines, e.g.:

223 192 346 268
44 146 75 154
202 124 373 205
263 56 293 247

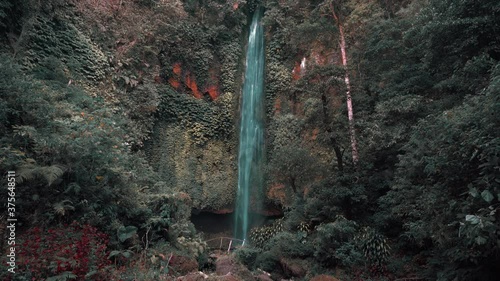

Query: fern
63 183 81 195
52 200 75 216
17 163 66 186
40 164 66 186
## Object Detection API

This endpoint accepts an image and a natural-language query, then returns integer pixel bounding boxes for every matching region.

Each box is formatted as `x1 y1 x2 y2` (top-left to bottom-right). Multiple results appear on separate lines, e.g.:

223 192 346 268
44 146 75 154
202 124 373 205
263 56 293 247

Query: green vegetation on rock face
144 1 248 212
19 16 109 81
146 84 238 210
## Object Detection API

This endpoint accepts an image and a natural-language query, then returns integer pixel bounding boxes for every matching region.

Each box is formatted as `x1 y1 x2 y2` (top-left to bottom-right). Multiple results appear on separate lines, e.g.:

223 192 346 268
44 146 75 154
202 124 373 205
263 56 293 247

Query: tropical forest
0 0 499 280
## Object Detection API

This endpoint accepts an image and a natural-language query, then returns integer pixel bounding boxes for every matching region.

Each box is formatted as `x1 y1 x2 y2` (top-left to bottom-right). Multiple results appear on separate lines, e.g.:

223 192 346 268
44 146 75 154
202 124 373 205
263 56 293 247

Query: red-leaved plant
16 222 110 280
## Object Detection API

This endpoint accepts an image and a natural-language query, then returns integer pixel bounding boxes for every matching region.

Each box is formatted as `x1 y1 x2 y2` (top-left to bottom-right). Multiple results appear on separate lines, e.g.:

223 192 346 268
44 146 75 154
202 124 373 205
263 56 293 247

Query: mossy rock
19 16 108 81
147 121 237 210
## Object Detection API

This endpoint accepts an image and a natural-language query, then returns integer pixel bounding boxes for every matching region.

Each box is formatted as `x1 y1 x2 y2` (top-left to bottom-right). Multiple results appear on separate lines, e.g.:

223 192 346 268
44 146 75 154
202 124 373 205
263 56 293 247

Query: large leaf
481 190 494 203
117 225 138 242
465 215 480 225
108 250 122 259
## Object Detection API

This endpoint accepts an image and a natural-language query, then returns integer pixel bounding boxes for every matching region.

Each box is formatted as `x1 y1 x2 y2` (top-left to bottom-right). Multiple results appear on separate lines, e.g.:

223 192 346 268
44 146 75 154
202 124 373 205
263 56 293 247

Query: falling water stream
234 9 265 243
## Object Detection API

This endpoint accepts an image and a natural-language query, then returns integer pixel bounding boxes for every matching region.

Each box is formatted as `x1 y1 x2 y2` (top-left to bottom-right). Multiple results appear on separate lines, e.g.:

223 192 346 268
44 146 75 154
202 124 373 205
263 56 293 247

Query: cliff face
1 0 333 214
147 93 238 211
144 3 245 212
143 1 338 213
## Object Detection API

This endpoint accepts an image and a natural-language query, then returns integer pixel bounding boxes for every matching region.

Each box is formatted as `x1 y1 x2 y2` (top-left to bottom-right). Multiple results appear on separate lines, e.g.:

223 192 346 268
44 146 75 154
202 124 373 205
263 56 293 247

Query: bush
254 251 280 273
335 242 364 268
235 247 261 269
265 231 314 258
312 216 359 266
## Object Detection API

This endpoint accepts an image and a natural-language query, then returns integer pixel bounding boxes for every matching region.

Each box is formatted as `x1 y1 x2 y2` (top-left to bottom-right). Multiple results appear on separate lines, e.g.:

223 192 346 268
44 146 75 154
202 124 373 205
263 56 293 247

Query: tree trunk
330 2 359 165
321 94 344 171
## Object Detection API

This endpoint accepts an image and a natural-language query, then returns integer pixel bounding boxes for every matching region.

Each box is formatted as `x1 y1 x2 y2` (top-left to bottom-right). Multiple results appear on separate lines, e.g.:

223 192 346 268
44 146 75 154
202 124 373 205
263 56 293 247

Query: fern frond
53 200 74 216
17 163 39 184
16 163 66 186
40 164 66 186
64 183 81 194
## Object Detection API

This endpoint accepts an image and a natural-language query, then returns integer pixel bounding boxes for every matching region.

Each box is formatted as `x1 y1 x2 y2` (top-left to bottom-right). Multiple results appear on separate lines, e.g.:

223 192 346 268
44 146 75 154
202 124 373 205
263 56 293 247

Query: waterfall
234 9 265 242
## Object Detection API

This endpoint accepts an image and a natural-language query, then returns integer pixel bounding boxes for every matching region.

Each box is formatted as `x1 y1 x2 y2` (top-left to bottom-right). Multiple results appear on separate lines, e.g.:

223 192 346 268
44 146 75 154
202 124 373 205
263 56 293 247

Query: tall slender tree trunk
330 2 359 165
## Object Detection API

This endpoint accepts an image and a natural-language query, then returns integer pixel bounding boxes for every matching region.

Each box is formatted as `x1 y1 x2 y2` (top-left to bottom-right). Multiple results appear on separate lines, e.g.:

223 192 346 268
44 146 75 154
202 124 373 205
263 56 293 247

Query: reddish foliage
173 63 182 76
292 62 301 80
215 255 238 276
303 127 320 142
176 191 192 202
169 63 221 100
168 77 181 89
185 73 202 99
16 222 110 280
311 50 327 65
169 62 182 88
168 63 221 100
206 84 219 100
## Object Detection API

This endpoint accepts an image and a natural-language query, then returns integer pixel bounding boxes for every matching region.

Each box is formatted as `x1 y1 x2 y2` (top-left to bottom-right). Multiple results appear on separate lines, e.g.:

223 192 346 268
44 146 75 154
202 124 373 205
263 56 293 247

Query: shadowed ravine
234 9 265 243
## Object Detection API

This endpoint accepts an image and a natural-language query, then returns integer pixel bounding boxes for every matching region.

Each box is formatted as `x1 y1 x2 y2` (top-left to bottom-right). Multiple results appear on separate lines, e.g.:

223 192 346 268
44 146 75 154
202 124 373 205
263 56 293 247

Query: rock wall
148 120 238 210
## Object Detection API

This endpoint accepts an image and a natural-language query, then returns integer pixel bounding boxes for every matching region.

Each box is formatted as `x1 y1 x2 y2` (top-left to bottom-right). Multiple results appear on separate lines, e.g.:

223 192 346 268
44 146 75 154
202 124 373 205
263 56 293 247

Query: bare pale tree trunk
330 2 359 165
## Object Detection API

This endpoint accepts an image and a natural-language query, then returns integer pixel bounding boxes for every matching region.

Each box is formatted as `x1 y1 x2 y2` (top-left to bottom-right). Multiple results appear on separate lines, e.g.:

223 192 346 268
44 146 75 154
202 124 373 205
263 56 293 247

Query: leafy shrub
250 218 284 248
176 235 207 258
334 242 364 268
254 251 280 273
355 227 391 267
265 231 314 258
312 216 359 266
235 247 261 269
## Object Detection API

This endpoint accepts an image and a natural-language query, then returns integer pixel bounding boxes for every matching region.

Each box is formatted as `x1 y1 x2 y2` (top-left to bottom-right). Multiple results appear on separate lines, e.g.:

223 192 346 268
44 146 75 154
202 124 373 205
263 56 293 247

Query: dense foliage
0 0 499 280
246 0 500 280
